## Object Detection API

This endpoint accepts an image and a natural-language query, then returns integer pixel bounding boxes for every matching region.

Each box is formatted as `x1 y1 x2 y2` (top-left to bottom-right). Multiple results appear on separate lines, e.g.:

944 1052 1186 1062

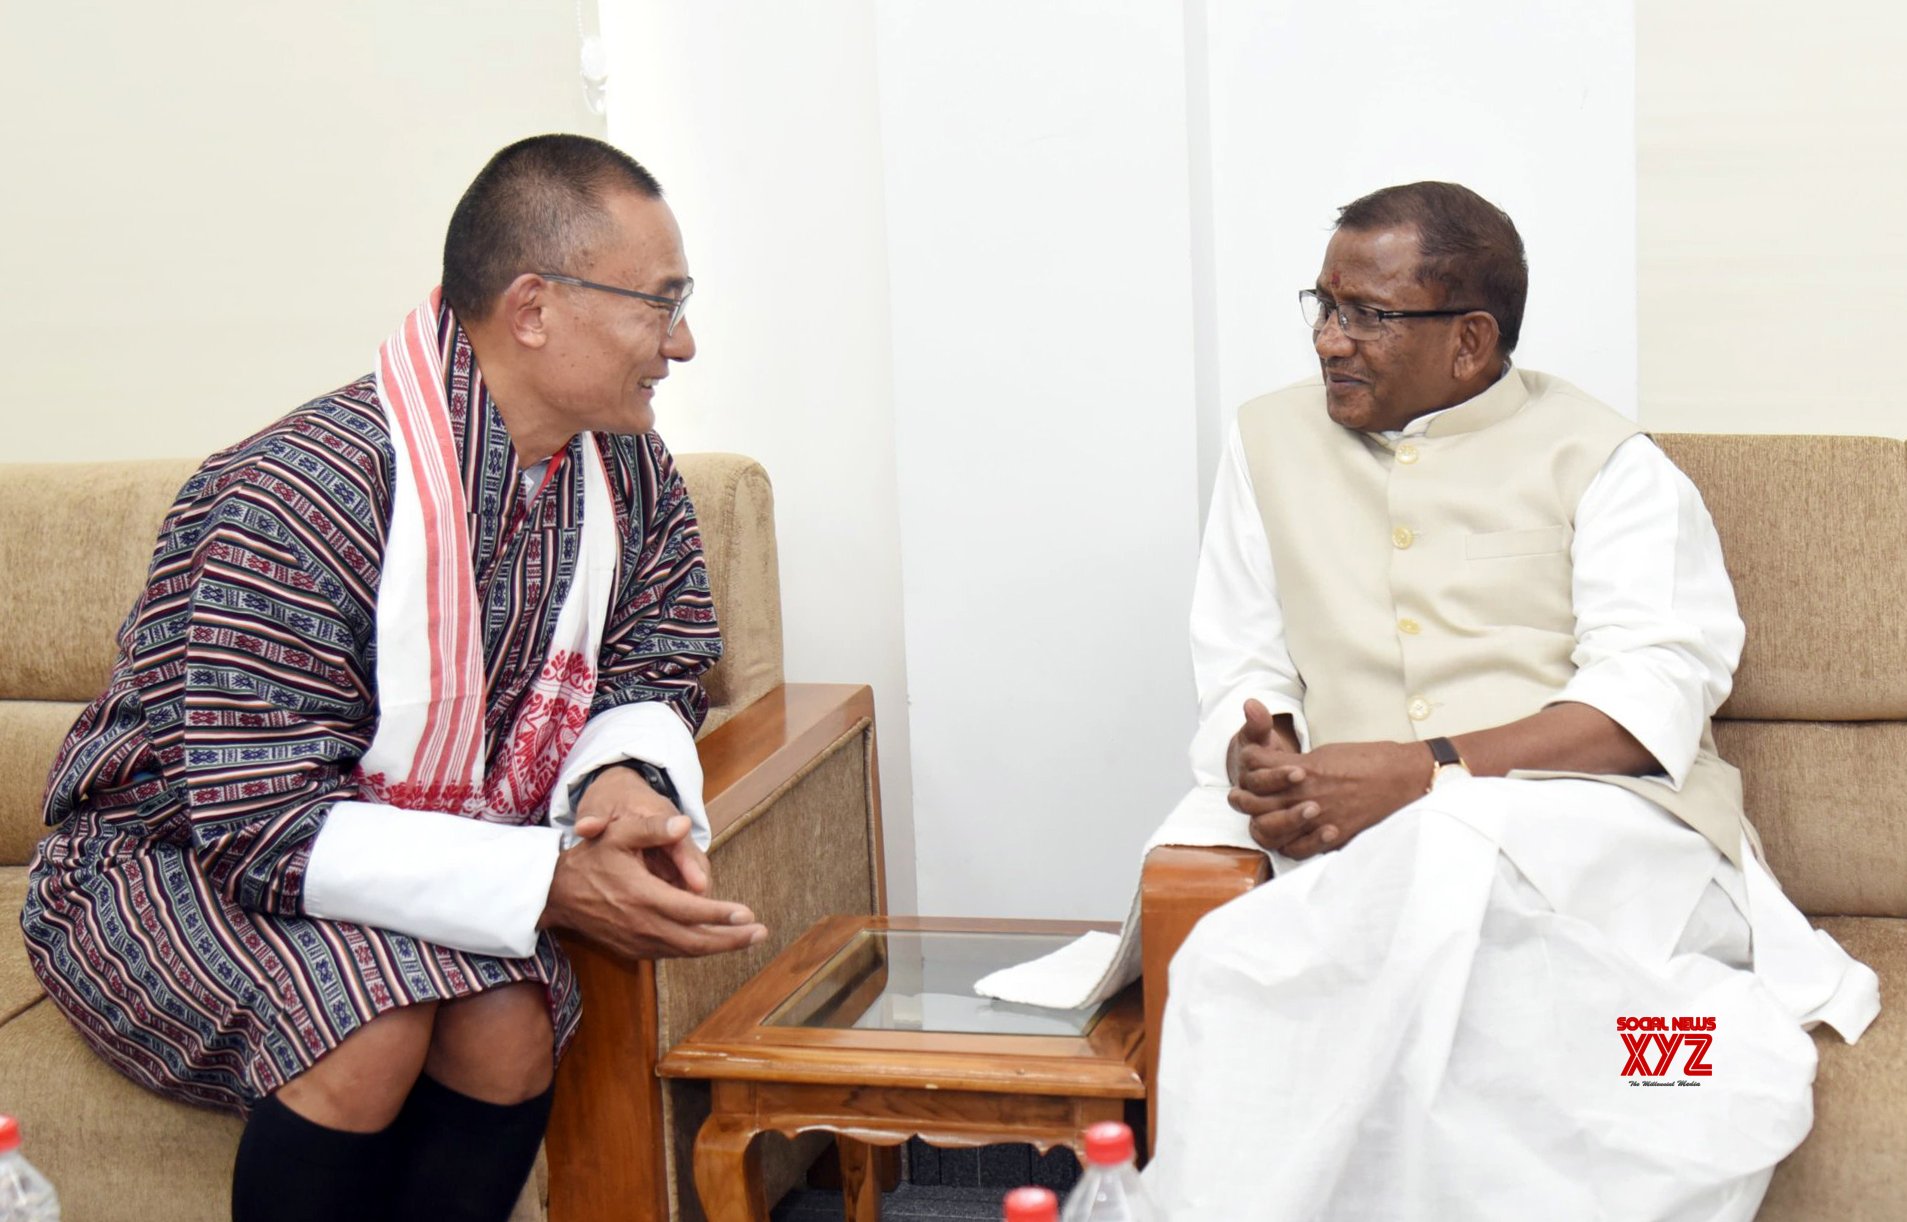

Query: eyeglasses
541 273 695 336
1299 289 1482 341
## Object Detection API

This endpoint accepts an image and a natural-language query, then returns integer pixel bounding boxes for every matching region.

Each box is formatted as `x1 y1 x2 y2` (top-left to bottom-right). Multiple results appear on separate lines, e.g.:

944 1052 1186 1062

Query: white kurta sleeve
1189 422 1310 787
1552 434 1745 787
543 702 709 849
303 805 564 958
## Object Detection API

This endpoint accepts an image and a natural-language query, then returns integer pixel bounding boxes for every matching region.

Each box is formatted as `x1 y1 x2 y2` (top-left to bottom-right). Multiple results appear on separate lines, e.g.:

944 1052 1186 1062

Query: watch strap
630 759 681 808
568 759 681 815
1424 736 1468 794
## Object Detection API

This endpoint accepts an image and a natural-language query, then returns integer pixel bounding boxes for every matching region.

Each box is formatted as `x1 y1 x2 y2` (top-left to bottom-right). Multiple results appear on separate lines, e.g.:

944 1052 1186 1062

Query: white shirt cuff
1551 654 1704 788
303 802 564 958
545 701 710 849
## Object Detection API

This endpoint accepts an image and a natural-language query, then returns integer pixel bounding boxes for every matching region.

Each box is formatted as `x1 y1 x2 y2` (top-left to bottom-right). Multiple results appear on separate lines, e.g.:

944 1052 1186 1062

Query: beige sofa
1141 433 1907 1218
0 453 885 1222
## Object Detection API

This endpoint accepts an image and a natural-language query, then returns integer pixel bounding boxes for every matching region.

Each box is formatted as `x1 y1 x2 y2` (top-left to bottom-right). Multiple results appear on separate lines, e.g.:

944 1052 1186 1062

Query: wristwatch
567 758 681 814
1425 736 1470 792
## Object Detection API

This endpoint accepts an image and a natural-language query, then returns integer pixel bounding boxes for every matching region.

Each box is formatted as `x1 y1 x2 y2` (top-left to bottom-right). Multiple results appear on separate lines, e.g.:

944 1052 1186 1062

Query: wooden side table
657 915 1145 1221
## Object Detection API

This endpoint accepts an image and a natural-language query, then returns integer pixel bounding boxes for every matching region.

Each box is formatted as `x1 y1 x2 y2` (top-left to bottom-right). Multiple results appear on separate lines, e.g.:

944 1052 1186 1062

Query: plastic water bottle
0 1117 59 1221
1060 1121 1156 1221
1004 1185 1059 1221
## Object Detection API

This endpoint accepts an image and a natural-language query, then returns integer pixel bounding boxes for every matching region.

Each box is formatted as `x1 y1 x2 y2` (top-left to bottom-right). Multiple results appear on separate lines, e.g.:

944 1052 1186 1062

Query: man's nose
664 317 697 362
1313 316 1355 359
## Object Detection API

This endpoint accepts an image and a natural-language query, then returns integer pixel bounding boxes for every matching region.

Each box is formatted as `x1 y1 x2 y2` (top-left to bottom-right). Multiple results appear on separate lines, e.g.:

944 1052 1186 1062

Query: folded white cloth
974 785 1266 1009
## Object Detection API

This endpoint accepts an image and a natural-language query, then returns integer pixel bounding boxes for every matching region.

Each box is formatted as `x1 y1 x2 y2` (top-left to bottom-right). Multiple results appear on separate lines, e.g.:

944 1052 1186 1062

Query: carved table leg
836 1137 882 1222
694 1115 767 1222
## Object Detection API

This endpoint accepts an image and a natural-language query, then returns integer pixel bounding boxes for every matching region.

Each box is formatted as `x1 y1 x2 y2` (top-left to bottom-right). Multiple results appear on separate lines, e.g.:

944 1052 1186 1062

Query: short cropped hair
442 134 663 320
1335 182 1528 355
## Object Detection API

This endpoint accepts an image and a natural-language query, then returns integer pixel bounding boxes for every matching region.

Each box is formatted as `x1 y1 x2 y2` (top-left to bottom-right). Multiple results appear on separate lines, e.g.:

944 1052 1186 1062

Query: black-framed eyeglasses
541 273 694 336
1299 289 1483 341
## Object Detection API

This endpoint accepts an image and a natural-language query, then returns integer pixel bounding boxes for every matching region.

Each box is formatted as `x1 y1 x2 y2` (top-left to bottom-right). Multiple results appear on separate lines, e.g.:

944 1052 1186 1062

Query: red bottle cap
0 1116 19 1154
1082 1121 1135 1166
1003 1186 1059 1221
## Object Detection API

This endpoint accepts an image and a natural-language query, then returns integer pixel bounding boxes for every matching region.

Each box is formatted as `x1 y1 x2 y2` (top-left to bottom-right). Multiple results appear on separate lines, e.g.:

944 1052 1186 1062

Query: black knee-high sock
231 1093 401 1222
388 1073 555 1222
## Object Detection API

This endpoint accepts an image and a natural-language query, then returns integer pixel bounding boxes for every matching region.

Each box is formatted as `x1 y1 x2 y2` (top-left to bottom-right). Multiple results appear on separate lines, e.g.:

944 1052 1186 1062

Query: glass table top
764 929 1106 1037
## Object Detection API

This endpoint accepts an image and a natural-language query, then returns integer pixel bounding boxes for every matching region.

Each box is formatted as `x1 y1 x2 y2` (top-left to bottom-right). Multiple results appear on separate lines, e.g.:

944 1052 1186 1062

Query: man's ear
497 273 552 350
1451 312 1501 381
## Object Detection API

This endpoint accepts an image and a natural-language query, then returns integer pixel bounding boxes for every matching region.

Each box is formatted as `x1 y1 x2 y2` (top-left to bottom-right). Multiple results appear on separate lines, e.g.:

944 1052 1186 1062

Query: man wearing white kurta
1146 182 1878 1221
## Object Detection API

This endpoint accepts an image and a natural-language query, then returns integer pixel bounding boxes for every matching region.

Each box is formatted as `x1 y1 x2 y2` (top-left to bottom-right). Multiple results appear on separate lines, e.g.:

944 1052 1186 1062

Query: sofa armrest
1139 844 1268 1156
702 685 883 883
546 683 882 1222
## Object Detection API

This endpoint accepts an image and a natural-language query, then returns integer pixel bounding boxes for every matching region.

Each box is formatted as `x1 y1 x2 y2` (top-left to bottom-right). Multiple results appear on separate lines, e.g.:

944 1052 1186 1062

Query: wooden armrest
548 682 878 1222
701 683 878 857
1140 844 1269 1156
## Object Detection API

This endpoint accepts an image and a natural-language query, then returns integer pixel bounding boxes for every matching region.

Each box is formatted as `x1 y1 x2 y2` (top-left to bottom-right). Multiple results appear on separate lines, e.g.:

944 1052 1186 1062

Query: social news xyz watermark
1617 1016 1715 1085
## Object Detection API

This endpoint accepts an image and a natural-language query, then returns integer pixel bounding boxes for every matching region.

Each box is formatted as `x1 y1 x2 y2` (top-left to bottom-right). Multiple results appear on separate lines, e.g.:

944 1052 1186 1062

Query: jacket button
1392 526 1414 549
1396 443 1420 465
1408 696 1432 721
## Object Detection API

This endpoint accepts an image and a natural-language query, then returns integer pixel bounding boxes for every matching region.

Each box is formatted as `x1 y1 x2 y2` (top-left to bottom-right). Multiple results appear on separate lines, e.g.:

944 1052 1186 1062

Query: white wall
1199 0 1640 503
1638 1 1907 436
602 0 920 911
878 1 1205 919
2 0 601 462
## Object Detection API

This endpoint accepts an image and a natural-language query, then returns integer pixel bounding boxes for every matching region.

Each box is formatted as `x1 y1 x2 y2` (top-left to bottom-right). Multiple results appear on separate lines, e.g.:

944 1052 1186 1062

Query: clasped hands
1227 699 1434 859
538 763 767 961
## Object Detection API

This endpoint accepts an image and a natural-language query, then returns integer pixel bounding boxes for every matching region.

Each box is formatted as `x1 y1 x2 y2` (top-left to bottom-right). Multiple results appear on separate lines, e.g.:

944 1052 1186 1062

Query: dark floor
769 1140 1081 1220
772 1183 1029 1221
904 1138 1082 1193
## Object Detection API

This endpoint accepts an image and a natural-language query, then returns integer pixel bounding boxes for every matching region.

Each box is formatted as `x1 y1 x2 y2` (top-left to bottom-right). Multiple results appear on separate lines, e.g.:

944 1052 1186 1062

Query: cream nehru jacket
1235 367 1755 865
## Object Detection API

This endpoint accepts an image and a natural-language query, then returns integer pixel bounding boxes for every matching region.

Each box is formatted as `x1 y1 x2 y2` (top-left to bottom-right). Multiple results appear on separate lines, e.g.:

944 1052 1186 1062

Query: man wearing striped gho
21 135 765 1222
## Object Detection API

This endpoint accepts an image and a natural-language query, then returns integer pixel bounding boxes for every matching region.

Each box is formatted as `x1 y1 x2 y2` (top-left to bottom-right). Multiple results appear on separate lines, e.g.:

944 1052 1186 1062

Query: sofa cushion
0 459 200 704
1716 720 1907 917
1760 916 1907 1221
0 701 84 868
1652 434 1907 722
0 867 43 1025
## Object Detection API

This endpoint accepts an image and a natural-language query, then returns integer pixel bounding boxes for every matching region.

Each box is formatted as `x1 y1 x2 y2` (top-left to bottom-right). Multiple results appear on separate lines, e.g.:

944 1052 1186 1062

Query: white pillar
879 1 1206 919
604 0 919 910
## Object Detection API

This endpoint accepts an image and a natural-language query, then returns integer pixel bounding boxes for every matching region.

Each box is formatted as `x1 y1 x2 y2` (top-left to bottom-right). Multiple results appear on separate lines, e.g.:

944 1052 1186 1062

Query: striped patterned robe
21 319 720 1113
